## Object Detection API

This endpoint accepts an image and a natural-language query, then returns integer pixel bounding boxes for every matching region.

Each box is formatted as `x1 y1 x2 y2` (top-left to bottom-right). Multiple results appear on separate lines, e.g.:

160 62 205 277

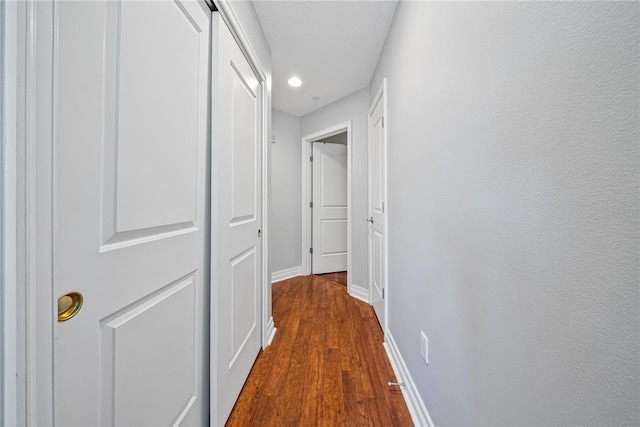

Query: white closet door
54 1 210 425
210 13 263 426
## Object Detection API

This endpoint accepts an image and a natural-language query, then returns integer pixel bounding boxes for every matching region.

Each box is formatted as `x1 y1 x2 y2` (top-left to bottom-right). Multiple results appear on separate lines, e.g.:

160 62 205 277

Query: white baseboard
265 316 276 347
348 284 369 304
384 331 434 427
271 266 301 283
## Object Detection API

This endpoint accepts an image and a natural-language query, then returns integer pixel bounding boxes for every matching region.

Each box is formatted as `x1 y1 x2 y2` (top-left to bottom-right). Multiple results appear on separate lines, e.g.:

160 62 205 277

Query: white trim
271 266 301 283
348 285 369 304
368 78 389 338
300 121 353 294
17 0 56 424
265 316 276 346
1 0 19 424
384 331 434 427
215 0 271 351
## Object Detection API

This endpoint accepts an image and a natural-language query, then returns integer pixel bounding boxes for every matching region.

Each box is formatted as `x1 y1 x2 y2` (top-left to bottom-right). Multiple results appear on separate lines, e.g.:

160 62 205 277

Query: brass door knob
58 292 83 322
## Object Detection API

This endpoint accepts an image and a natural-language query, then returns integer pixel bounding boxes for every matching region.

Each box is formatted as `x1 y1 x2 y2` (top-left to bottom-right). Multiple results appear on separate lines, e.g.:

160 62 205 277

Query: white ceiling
252 0 398 117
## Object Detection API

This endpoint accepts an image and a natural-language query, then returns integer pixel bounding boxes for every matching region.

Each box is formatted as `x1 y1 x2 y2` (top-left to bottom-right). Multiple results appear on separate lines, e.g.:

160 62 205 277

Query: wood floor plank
226 275 413 427
354 329 385 399
325 286 340 350
336 286 359 371
322 347 345 426
262 282 304 396
299 278 327 426
365 397 395 427
299 326 324 426
250 396 282 426
387 391 416 427
342 370 369 426
224 347 274 426
276 293 313 425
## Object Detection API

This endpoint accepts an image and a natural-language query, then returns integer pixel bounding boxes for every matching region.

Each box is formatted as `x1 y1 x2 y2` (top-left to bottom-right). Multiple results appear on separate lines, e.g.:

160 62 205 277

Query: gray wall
301 88 370 293
370 2 639 425
270 110 302 274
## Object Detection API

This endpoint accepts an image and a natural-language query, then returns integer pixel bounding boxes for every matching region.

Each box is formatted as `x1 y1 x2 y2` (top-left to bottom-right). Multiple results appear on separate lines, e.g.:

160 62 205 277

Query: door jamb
15 0 56 424
300 121 352 293
2 0 19 424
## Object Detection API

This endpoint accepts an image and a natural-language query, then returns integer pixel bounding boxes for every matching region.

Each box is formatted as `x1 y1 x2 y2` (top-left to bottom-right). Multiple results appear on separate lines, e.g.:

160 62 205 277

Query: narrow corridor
226 275 413 426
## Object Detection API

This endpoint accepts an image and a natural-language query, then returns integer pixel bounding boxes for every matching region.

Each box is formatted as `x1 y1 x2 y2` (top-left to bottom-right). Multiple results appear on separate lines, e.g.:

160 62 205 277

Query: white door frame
13 1 272 424
1 0 19 424
301 122 352 291
15 1 56 423
368 78 389 338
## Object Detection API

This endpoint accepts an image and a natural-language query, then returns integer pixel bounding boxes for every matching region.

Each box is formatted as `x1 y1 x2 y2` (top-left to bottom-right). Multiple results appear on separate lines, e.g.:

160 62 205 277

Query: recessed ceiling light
312 96 320 101
288 77 302 87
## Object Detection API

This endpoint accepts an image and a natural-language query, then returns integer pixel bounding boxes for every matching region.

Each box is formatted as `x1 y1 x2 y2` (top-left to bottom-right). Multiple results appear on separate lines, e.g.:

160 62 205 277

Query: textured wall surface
270 110 302 273
301 88 370 293
370 2 639 425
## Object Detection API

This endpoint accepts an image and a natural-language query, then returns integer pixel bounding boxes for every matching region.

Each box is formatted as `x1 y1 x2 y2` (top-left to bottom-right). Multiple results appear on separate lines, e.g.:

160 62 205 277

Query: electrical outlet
420 331 429 365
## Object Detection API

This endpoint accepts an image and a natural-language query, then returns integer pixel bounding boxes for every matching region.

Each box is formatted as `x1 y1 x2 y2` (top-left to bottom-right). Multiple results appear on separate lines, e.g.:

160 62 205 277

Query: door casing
13 0 272 423
301 122 353 293
1 0 19 424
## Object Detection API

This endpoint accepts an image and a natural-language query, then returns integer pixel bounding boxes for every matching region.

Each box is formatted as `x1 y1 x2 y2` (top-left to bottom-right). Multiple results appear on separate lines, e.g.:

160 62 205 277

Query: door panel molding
229 246 258 368
100 273 197 426
100 0 203 250
300 122 352 291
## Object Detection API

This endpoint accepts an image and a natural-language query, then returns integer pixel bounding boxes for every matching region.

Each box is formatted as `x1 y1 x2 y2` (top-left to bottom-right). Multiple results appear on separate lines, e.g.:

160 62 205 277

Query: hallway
226 275 413 426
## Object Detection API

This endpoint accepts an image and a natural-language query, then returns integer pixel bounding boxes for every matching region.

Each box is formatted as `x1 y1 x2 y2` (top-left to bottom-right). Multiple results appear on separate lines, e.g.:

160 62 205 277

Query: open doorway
301 122 352 293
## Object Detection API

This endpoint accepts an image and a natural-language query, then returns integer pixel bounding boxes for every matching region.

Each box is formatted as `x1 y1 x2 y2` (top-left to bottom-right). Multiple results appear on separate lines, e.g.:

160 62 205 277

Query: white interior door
211 14 263 426
368 81 388 332
54 1 210 425
312 142 348 274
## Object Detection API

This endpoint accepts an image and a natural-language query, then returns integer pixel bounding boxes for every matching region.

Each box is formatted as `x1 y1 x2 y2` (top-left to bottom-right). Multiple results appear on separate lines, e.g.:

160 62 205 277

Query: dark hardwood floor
225 274 413 426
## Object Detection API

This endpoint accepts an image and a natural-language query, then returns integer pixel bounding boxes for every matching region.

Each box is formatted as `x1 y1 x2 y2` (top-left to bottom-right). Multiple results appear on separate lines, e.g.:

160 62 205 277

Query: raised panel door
54 1 210 424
